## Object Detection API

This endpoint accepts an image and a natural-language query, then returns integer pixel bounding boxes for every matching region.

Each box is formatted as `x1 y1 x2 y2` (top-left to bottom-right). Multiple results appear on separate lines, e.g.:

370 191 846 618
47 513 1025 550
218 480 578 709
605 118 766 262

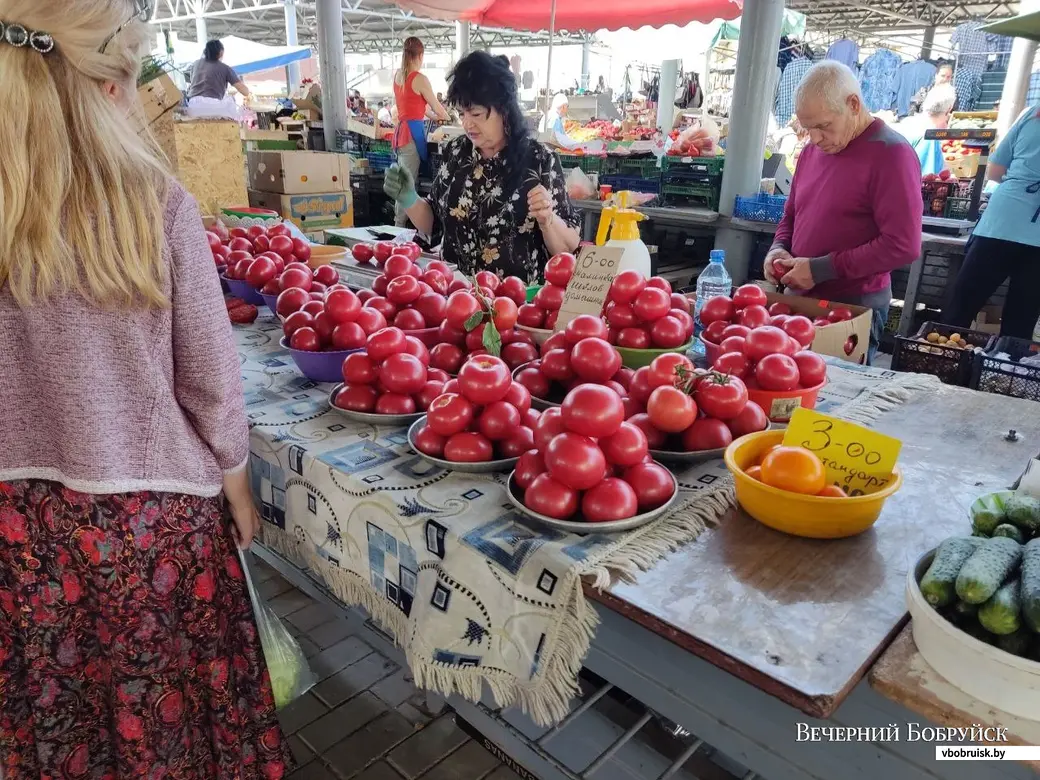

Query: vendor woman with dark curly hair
384 51 581 280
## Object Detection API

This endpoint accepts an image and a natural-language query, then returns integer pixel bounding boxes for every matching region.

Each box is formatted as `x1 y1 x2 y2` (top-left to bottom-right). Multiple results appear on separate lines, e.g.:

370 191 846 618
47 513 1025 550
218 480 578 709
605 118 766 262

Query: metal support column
455 21 470 63
195 9 208 43
316 0 349 152
714 0 785 283
996 0 1040 138
284 0 301 95
921 27 935 60
580 36 591 91
656 59 679 131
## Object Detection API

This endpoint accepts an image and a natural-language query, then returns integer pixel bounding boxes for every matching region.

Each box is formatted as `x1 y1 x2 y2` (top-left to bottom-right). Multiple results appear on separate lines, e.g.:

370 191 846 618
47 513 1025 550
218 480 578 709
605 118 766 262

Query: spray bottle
594 191 651 277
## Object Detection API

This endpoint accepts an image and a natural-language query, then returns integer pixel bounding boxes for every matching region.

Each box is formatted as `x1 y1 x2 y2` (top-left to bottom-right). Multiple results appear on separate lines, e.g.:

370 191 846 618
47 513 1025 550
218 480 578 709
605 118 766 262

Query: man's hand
528 185 555 228
780 257 815 290
764 247 793 283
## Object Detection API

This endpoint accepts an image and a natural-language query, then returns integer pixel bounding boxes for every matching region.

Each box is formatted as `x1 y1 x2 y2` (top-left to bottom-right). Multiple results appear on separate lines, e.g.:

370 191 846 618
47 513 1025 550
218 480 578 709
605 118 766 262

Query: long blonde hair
0 0 169 308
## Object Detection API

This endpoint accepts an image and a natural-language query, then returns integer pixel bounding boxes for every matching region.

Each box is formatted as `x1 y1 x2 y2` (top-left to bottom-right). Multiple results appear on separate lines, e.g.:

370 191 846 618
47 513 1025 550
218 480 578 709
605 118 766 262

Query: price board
554 244 626 330
782 408 902 496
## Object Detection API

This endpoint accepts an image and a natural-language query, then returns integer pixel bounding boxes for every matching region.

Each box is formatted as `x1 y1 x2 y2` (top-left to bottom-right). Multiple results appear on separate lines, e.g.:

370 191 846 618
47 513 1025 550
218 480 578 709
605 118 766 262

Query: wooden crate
153 117 248 214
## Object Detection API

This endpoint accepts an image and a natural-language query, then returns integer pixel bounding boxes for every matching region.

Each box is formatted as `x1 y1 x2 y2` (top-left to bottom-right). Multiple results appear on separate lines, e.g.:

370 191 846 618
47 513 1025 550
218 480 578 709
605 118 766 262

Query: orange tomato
760 446 826 495
817 484 847 498
757 443 781 465
745 465 762 481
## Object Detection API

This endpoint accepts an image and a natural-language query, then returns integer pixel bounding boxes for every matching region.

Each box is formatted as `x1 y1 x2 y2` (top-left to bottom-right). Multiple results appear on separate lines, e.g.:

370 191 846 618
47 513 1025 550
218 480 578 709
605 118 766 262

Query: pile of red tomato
628 353 768 453
513 315 632 409
279 280 386 353
517 253 574 331
209 222 317 295
603 270 694 349
698 287 828 393
356 253 452 332
414 355 540 463
334 327 450 415
514 384 676 523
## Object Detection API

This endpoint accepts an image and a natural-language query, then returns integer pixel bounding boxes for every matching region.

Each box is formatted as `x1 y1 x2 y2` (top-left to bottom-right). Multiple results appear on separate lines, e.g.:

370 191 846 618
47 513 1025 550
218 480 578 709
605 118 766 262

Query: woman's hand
223 468 260 549
528 185 556 228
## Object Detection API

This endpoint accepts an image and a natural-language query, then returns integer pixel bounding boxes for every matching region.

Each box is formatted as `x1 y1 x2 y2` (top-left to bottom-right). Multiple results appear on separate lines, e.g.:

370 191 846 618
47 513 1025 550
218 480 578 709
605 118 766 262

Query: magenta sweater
0 181 250 497
772 119 922 306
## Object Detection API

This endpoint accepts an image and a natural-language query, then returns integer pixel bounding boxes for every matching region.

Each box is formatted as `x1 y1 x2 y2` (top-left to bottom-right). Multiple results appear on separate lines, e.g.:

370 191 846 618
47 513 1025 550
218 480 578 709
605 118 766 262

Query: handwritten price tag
555 245 626 331
782 408 902 496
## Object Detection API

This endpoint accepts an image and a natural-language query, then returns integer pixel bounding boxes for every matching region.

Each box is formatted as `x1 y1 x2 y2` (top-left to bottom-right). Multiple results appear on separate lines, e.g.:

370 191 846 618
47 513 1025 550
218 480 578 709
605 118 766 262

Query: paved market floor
253 557 522 780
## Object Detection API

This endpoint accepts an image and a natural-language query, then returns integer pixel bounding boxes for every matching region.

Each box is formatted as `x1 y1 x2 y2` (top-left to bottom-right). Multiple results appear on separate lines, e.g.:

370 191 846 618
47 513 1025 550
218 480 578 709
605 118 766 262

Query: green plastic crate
661 156 725 177
945 197 971 220
661 183 719 210
368 139 392 154
558 154 606 174
613 157 661 178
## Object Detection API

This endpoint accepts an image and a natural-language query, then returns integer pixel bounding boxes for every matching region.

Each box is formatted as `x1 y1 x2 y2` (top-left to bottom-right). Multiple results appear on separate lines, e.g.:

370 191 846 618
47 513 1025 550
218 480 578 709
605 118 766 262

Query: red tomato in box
828 307 854 323
782 316 816 348
768 302 793 316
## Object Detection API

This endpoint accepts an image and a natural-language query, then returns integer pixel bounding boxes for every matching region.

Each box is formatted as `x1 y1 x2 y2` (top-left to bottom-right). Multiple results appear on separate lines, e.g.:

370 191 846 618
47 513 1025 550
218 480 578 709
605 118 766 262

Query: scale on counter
923 127 996 232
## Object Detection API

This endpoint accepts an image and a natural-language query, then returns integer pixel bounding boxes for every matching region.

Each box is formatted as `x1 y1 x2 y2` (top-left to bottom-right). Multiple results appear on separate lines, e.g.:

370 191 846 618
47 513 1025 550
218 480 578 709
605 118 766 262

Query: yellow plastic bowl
723 429 902 539
308 244 349 269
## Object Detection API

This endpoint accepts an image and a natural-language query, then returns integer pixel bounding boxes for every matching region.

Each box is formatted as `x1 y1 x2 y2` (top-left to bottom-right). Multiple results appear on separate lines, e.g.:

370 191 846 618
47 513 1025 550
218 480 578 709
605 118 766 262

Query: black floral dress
427 135 580 282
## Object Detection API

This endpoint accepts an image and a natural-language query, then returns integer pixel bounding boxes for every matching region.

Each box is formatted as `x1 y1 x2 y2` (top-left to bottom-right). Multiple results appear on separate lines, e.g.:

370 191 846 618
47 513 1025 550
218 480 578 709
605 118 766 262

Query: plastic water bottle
692 250 732 355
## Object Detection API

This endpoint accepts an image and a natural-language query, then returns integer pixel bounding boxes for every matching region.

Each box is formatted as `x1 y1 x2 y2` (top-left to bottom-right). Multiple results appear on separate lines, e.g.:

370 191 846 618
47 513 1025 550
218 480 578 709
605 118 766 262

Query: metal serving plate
407 418 520 474
512 362 563 411
649 421 776 464
505 472 679 534
327 383 425 426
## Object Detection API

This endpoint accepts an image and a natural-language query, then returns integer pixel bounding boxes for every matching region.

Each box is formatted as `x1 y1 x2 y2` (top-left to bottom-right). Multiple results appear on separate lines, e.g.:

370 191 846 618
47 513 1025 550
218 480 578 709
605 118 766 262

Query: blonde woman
392 36 448 226
0 1 292 776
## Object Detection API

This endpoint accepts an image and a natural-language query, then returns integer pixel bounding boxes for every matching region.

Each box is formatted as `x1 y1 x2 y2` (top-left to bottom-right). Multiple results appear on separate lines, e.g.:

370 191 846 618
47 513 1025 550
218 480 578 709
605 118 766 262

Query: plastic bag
239 549 317 709
565 166 596 200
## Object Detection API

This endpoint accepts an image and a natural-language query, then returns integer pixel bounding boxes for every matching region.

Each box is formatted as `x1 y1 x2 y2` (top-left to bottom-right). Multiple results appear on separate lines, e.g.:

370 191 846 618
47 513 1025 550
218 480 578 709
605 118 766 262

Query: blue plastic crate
601 174 660 195
365 151 394 172
733 192 787 223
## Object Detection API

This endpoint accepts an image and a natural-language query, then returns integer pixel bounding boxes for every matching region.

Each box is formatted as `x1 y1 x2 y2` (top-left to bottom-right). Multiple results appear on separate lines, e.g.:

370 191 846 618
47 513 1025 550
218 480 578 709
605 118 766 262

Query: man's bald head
794 61 873 154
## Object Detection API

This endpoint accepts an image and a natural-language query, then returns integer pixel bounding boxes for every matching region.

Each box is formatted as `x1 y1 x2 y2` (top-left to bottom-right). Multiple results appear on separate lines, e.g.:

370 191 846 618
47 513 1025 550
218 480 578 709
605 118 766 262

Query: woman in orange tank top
392 37 449 226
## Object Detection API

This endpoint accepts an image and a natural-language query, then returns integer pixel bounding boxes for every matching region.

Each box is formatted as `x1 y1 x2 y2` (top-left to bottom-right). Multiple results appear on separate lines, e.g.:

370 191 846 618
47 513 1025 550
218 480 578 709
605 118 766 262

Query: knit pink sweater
0 181 250 497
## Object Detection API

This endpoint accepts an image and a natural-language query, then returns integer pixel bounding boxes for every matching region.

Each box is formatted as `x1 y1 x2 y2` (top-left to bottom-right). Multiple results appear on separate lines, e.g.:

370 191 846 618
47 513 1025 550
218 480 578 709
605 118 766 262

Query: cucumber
952 599 979 623
993 524 1027 544
971 494 1007 536
997 627 1033 658
961 619 996 645
978 579 1022 635
1021 538 1040 632
1006 493 1040 533
920 537 985 607
956 536 1023 605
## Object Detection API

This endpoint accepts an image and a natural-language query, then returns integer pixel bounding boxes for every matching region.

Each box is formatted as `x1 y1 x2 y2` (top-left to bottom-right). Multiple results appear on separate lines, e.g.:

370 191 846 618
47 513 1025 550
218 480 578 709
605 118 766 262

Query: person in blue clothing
900 86 955 177
946 106 1040 339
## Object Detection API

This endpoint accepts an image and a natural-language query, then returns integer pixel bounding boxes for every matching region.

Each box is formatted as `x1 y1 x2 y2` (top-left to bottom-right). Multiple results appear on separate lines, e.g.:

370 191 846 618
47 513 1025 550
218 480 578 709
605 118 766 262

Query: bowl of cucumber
908 537 1040 720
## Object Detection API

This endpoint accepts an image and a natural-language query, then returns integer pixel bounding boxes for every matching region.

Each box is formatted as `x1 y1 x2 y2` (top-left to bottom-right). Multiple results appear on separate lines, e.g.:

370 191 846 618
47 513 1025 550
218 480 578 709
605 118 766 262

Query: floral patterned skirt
0 481 294 779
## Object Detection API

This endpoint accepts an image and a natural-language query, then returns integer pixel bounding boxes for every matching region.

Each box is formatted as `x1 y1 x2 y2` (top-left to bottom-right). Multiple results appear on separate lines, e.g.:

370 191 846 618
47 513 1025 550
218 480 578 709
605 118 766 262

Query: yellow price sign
782 408 902 496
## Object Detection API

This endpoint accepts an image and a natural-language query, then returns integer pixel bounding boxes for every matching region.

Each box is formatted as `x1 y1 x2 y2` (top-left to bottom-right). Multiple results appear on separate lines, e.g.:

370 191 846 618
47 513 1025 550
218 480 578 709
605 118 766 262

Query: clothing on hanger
952 20 988 75
775 58 813 126
954 68 982 111
1028 70 1040 103
893 60 937 117
859 48 902 112
987 32 1013 70
826 38 859 70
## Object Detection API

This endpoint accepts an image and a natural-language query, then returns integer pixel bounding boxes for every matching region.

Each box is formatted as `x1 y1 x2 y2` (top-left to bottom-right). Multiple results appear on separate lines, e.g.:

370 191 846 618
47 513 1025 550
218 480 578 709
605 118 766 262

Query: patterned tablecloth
237 314 937 725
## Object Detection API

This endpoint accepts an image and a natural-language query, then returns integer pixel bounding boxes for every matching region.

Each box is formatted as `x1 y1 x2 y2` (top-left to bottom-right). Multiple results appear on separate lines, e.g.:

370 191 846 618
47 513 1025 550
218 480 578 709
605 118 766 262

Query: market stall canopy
391 0 742 32
981 11 1040 42
711 9 804 47
164 36 312 77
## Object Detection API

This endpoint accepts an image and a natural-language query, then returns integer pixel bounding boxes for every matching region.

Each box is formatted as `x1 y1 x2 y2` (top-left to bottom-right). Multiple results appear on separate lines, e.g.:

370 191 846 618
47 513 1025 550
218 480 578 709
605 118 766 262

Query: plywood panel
153 118 248 215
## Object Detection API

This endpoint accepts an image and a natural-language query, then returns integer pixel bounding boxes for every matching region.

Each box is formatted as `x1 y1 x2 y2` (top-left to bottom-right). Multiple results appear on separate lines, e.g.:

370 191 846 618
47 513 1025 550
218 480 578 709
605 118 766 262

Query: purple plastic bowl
222 275 264 305
216 266 229 294
280 337 360 383
260 292 280 312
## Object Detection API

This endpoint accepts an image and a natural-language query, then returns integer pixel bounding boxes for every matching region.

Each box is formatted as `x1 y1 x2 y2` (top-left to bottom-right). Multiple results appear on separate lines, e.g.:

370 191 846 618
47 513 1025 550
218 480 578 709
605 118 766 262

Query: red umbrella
394 0 742 32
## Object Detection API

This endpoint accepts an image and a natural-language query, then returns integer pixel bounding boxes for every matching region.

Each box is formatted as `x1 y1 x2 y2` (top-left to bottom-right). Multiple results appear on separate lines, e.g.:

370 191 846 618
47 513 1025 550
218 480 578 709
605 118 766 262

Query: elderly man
765 61 922 363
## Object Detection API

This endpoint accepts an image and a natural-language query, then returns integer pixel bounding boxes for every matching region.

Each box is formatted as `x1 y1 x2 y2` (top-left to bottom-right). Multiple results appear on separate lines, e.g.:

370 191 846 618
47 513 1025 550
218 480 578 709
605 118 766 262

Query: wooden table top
588 383 1040 718
871 628 1040 771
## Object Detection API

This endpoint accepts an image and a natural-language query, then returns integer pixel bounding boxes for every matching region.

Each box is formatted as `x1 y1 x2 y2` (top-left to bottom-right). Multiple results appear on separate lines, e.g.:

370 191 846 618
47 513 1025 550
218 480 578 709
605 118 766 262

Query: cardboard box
137 72 183 127
247 150 350 195
348 118 381 140
291 83 322 119
764 291 872 364
248 189 353 232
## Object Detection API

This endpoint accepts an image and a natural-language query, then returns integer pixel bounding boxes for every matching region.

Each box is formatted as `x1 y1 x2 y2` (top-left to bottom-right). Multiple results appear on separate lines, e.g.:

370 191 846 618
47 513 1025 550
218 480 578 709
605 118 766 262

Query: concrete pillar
714 0 785 283
921 27 935 60
316 0 349 152
580 36 591 91
284 0 301 95
455 21 470 63
195 12 208 44
996 0 1040 138
656 59 680 131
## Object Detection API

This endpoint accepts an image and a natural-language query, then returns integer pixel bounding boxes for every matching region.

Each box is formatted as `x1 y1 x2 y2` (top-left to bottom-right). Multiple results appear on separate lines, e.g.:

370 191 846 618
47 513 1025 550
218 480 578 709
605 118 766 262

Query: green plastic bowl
526 285 542 303
616 341 694 369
